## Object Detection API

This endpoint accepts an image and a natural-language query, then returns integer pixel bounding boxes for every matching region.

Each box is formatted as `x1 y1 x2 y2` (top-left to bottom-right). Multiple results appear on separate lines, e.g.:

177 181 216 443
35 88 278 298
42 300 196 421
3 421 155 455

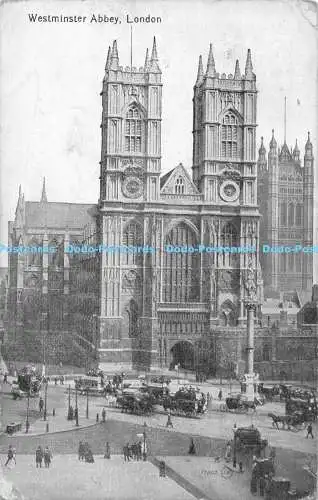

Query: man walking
4 445 16 467
39 397 44 414
35 446 43 468
102 407 106 422
306 423 314 439
43 446 52 468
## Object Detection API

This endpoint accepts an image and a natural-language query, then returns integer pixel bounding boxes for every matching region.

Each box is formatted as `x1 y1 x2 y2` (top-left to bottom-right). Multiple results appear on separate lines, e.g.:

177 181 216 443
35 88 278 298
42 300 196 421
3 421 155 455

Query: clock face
219 180 240 202
122 176 143 199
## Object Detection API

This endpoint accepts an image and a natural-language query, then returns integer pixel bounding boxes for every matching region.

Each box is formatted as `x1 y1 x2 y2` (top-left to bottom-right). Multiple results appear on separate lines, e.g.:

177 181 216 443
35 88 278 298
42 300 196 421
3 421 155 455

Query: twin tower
100 38 259 208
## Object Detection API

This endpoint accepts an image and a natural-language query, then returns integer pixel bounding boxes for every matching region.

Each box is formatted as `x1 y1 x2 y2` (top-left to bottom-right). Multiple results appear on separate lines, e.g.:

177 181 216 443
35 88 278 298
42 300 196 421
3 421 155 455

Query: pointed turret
40 177 48 203
206 44 216 77
305 131 313 157
269 129 277 153
195 55 204 86
293 139 300 162
245 49 254 79
105 46 111 71
18 184 22 200
109 40 119 70
149 37 161 73
257 137 267 171
144 48 150 72
234 59 241 79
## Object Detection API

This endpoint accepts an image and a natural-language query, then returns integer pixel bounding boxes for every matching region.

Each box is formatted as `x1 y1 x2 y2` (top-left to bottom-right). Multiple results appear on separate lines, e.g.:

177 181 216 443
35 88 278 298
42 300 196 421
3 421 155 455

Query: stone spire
269 129 277 152
257 137 267 171
41 177 48 203
105 46 111 71
206 44 216 77
305 131 313 157
109 40 119 70
293 139 300 162
234 59 241 79
195 55 204 86
245 49 254 79
149 37 160 72
144 48 150 72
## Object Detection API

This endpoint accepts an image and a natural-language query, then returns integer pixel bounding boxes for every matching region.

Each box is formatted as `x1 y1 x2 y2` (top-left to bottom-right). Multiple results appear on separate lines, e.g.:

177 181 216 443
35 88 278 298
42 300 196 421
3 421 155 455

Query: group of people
123 441 144 461
35 446 52 468
78 441 95 463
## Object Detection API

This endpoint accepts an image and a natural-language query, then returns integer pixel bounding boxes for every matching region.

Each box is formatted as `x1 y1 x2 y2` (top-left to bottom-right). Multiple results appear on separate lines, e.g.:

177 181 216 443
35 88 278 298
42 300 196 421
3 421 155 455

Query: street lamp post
43 382 48 421
143 422 147 461
86 389 89 419
75 384 79 426
25 391 30 433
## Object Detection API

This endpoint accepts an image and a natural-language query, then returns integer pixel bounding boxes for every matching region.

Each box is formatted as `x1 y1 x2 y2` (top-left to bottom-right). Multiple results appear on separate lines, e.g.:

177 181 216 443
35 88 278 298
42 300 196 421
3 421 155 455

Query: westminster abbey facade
6 38 315 377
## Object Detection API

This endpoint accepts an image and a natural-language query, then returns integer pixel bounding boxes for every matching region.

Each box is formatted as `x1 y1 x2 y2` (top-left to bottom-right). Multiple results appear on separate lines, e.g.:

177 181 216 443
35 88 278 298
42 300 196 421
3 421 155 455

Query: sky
0 0 317 276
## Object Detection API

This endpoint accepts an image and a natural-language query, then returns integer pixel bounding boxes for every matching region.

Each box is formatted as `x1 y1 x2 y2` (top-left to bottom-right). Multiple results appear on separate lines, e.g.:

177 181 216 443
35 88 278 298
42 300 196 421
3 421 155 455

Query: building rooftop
25 202 97 230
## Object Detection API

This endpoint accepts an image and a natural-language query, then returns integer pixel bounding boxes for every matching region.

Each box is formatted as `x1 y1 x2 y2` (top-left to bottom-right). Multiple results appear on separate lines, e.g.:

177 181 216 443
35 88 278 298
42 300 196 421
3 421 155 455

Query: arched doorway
170 341 194 370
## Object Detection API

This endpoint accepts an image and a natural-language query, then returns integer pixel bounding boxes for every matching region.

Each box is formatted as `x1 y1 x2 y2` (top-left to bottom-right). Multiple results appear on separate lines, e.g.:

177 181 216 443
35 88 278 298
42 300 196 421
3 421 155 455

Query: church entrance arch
170 341 194 370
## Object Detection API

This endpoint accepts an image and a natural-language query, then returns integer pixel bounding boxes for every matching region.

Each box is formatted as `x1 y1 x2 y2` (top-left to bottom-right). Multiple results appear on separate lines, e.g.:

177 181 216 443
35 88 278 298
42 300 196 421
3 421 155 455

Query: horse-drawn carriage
162 388 206 417
225 393 258 413
117 389 155 415
268 411 305 431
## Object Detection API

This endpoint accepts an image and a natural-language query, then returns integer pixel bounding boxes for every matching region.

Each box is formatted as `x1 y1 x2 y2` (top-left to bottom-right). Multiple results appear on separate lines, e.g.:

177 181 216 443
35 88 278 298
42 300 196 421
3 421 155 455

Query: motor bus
75 376 105 396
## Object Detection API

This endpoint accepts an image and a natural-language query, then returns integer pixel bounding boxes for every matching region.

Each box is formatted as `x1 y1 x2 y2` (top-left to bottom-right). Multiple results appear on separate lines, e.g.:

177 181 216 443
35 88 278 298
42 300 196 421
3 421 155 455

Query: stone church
6 38 314 374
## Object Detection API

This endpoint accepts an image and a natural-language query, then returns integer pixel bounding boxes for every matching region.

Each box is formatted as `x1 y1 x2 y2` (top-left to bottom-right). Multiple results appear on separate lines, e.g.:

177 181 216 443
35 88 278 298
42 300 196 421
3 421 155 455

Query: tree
217 345 236 386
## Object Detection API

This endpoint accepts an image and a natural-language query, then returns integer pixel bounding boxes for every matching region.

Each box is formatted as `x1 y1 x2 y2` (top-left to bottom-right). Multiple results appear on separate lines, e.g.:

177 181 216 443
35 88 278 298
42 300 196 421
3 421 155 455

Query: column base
244 374 255 402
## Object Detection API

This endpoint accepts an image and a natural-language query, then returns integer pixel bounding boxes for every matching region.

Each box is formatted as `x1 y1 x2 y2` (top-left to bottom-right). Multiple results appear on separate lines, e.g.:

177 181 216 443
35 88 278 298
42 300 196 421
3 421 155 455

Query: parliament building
6 38 315 378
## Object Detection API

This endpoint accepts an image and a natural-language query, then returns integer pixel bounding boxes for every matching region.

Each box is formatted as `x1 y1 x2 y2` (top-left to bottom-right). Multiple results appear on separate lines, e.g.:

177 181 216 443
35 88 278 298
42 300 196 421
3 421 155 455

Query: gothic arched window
220 223 238 267
125 106 142 153
280 202 287 226
295 204 302 226
288 204 294 226
221 113 238 159
122 221 143 266
175 176 185 194
163 223 199 302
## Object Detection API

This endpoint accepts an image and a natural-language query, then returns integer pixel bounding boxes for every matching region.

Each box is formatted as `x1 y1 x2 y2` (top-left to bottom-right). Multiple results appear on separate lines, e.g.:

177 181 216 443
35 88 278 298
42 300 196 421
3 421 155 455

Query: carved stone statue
244 259 257 301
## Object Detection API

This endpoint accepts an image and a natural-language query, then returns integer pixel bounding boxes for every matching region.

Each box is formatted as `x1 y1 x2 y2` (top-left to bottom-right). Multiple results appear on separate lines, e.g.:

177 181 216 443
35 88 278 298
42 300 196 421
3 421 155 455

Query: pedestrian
54 376 58 385
4 445 16 467
218 389 223 401
225 441 231 461
78 441 85 461
188 438 196 455
123 443 130 462
232 423 237 435
43 446 52 468
137 441 142 461
102 407 106 422
85 446 94 463
104 442 111 459
35 446 43 468
3 372 8 384
74 407 78 422
166 413 173 428
306 423 314 439
39 397 44 413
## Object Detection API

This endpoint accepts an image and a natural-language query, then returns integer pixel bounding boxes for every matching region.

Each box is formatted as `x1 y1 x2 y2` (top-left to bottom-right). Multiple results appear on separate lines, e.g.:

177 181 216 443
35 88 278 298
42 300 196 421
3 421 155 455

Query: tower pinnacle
269 129 277 151
234 59 241 79
206 44 216 77
195 55 204 86
149 37 160 72
41 177 48 203
105 46 111 71
109 40 119 70
245 49 254 79
144 48 150 71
